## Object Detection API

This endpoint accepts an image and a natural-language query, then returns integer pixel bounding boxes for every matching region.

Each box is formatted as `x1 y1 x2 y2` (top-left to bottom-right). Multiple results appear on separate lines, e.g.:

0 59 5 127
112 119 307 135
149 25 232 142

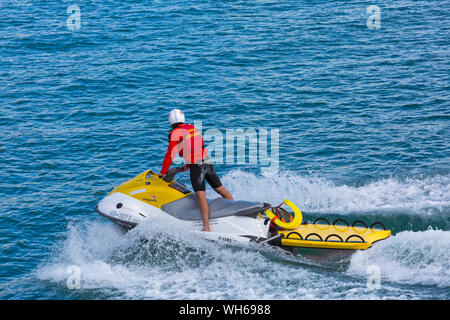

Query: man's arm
160 139 179 175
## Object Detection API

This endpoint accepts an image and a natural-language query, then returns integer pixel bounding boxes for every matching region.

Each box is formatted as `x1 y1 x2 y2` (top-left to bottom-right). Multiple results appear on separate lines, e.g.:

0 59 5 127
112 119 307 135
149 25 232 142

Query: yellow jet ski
96 168 391 255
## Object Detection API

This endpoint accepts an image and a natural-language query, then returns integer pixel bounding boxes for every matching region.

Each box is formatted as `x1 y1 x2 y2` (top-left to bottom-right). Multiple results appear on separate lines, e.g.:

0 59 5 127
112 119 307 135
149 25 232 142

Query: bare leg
214 185 233 200
195 191 210 231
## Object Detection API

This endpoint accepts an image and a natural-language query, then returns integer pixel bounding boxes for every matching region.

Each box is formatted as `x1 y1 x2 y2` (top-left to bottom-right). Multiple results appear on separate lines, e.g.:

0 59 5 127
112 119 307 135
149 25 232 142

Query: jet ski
95 168 391 255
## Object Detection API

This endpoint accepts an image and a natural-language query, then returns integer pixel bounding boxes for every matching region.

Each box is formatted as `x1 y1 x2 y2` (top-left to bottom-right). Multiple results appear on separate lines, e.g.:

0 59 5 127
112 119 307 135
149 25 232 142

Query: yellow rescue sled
264 201 391 251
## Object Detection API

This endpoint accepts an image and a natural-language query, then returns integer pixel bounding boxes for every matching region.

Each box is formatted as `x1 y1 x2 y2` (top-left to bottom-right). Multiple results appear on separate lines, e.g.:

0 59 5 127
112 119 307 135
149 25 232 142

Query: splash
220 170 450 215
36 171 450 299
34 218 367 299
35 218 308 299
348 229 450 287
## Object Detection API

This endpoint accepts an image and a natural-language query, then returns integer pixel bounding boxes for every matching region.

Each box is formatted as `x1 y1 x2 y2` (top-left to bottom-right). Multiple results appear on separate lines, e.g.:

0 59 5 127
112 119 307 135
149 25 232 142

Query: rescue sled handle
264 199 303 230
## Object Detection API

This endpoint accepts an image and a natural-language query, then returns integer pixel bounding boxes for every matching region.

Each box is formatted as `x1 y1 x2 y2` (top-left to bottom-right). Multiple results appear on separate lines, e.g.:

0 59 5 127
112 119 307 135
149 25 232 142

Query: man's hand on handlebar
158 165 189 181
180 164 190 172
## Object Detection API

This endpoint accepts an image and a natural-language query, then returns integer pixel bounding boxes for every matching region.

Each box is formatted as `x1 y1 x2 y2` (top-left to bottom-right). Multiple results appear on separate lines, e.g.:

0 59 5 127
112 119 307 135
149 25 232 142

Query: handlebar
162 166 187 182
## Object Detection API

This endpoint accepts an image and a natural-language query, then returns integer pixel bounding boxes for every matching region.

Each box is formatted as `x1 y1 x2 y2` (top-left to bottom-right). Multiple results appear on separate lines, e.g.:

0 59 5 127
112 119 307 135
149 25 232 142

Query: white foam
36 171 450 298
36 216 441 299
348 229 450 287
36 219 317 299
220 170 450 214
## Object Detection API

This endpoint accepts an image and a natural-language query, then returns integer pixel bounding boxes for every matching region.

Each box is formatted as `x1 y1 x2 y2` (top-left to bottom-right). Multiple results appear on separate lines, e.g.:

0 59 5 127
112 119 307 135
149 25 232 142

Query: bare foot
201 227 211 232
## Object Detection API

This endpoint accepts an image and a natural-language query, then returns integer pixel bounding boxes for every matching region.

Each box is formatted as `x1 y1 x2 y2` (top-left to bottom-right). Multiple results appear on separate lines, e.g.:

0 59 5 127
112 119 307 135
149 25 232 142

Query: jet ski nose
95 195 110 214
95 193 144 230
97 194 121 213
95 194 118 221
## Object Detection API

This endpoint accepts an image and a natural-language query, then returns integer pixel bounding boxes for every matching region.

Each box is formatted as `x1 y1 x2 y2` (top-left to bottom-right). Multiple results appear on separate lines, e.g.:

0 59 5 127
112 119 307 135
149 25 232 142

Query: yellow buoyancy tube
278 221 391 250
264 200 391 250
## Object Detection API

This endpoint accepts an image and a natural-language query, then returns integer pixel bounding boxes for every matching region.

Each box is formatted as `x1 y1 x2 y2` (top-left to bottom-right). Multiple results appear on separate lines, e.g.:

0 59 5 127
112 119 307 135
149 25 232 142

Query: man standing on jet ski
159 109 233 232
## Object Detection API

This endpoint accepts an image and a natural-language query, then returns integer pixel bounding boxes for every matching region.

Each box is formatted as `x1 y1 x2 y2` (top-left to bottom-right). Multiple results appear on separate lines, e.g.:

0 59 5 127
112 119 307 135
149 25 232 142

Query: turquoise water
1 0 449 299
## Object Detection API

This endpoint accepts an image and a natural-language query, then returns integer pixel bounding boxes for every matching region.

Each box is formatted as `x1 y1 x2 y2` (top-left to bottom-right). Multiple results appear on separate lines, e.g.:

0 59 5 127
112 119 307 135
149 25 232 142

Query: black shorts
190 164 223 192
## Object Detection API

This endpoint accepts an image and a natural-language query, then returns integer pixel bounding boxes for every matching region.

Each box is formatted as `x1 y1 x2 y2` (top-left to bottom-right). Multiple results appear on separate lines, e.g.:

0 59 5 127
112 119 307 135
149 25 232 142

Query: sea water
0 0 449 299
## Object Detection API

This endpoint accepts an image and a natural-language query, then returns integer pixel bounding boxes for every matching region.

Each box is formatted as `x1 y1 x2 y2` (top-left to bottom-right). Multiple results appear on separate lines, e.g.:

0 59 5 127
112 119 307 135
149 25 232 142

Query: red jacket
160 123 208 174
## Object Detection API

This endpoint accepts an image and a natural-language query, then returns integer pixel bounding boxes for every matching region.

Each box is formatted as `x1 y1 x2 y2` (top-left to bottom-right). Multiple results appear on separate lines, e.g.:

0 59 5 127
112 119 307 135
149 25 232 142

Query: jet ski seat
161 194 268 221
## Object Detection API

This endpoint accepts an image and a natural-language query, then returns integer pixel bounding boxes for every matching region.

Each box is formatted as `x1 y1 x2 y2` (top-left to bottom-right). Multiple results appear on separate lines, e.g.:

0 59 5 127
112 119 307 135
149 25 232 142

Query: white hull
96 192 272 244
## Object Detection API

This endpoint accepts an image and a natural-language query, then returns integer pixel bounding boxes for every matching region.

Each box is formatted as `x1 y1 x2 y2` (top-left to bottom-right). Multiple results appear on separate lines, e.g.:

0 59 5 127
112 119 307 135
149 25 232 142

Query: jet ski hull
96 190 271 244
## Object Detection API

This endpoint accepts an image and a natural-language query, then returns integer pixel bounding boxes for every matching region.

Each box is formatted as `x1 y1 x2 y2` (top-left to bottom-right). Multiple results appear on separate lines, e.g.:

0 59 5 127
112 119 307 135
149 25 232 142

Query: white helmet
168 108 185 126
